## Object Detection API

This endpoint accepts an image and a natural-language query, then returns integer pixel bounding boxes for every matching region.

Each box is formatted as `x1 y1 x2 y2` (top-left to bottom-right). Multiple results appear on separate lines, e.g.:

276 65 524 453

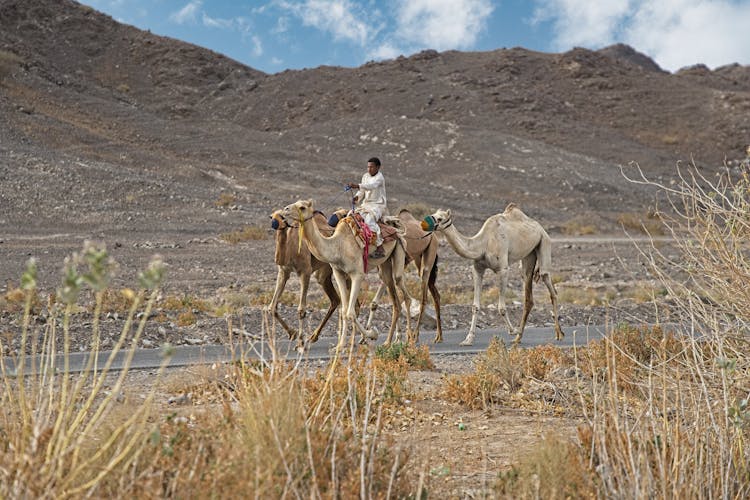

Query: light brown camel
267 209 339 344
281 199 410 346
364 209 443 344
422 203 564 346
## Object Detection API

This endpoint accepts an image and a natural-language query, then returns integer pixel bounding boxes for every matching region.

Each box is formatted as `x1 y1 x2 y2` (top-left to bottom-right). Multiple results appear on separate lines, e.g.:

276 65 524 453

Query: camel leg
268 267 296 339
542 273 565 341
496 264 517 340
392 247 410 345
365 282 385 331
428 259 443 343
331 269 352 349
310 271 340 343
297 272 311 341
462 265 485 346
514 254 537 345
346 274 373 344
411 275 428 344
380 260 399 345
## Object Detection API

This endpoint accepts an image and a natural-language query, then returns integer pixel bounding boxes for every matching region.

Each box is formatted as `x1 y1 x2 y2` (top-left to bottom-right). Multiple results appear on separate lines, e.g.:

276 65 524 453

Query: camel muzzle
421 215 436 232
328 213 341 227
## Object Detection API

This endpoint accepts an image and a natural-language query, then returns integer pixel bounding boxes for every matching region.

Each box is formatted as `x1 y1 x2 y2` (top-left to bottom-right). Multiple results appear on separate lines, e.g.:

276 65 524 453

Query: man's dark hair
368 157 381 167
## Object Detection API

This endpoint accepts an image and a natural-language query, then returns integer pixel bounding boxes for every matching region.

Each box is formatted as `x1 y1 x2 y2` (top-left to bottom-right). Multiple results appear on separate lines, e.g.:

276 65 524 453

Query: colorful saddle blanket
342 213 400 250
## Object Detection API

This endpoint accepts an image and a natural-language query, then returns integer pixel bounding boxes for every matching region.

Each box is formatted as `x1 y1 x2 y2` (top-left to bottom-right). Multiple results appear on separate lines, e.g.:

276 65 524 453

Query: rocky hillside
1 0 749 236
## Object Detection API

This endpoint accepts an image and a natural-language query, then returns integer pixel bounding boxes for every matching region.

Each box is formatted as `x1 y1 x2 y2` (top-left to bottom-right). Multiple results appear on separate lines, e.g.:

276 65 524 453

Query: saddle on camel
328 210 403 272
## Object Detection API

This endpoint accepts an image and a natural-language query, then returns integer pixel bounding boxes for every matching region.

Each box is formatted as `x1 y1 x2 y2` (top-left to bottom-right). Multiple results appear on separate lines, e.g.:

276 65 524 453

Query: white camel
281 199 410 346
422 203 564 346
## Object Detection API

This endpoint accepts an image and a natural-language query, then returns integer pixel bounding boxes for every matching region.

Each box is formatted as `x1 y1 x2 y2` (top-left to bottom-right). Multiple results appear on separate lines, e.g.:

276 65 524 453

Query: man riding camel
347 157 387 258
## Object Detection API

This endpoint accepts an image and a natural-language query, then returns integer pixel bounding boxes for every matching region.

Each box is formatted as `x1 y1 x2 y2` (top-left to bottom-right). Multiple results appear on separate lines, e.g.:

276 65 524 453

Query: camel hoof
459 338 474 346
433 336 443 344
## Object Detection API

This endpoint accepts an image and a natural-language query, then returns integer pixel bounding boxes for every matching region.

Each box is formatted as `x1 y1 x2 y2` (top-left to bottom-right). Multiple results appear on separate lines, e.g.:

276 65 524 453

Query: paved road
4 325 609 374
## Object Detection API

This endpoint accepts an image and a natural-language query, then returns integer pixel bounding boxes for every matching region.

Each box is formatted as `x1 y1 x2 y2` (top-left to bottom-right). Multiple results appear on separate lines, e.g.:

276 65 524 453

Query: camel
364 209 443 344
421 203 564 346
281 199 411 346
267 209 340 344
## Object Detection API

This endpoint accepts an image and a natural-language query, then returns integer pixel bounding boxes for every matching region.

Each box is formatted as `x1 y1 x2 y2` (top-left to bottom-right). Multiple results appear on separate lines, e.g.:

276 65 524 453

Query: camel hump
502 202 526 220
397 208 416 222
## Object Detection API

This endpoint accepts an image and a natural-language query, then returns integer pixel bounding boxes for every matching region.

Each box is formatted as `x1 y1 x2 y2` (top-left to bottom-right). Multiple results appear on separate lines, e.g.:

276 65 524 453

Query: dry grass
0 247 421 498
617 210 665 235
214 192 237 208
220 225 268 243
443 337 520 409
561 215 598 235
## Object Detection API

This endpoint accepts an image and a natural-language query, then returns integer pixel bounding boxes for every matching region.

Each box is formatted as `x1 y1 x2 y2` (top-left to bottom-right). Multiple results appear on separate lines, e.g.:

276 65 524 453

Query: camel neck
441 223 485 259
300 215 337 263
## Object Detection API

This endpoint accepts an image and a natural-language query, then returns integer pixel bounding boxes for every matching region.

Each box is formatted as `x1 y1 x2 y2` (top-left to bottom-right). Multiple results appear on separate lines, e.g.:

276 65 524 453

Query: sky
79 0 750 74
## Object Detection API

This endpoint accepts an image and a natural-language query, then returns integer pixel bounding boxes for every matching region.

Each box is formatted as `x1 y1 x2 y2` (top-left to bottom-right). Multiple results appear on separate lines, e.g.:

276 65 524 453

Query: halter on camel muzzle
421 215 437 232
270 213 287 231
328 213 342 228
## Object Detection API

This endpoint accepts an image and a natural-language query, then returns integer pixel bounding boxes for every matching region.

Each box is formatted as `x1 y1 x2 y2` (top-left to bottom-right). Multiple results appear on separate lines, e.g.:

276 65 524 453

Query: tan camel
281 199 411 345
267 209 339 344
422 203 564 346
328 208 443 344
364 209 443 344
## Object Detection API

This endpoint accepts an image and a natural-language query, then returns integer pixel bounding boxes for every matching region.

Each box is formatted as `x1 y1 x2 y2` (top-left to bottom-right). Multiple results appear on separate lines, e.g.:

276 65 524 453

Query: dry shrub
617 210 664 235
582 324 682 393
556 286 606 306
220 225 268 243
0 248 168 498
99 287 137 314
160 293 213 313
561 215 597 235
375 341 434 371
443 337 521 409
570 163 750 497
515 344 573 380
0 254 417 498
214 192 237 208
495 433 598 499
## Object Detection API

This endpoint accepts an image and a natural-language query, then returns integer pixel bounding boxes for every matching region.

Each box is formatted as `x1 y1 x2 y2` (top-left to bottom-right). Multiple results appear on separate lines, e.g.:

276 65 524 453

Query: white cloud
393 0 494 50
169 0 202 25
533 0 750 71
368 43 402 61
277 0 374 46
250 35 264 57
202 12 234 29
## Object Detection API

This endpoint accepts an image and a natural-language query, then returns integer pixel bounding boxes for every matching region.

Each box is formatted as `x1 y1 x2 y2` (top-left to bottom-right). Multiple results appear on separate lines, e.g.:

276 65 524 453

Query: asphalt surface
4 325 609 374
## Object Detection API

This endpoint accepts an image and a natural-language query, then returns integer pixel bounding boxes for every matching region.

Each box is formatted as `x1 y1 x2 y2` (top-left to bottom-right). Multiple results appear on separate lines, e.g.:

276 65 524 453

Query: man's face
367 162 379 176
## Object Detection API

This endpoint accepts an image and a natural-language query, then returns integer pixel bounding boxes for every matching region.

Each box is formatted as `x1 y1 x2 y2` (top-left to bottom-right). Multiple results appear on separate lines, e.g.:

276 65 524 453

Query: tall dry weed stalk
0 243 170 498
0 245 416 497
575 163 750 497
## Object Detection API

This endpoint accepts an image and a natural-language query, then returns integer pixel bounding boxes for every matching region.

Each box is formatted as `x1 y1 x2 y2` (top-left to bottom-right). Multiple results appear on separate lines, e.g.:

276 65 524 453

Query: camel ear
446 209 452 218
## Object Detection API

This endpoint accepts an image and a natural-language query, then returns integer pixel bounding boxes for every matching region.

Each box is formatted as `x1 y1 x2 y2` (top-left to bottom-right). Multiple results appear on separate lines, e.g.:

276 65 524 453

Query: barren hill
1 0 749 238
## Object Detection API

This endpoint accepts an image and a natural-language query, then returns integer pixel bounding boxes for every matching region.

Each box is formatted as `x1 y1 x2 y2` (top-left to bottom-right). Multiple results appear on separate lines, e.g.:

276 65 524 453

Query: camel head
281 199 316 223
421 209 452 232
269 209 289 230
